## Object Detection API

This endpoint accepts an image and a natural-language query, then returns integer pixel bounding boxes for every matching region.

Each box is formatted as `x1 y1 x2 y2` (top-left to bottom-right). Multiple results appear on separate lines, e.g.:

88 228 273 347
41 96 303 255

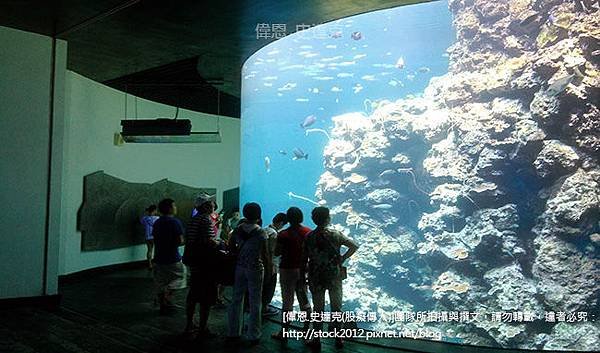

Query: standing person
152 198 186 314
262 212 288 317
210 201 222 238
141 205 159 270
223 207 241 243
183 193 222 339
227 202 270 345
271 207 312 341
303 207 359 349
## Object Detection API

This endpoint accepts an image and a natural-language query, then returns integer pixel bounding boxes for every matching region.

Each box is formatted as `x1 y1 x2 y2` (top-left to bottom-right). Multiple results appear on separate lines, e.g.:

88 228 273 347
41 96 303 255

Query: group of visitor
140 194 359 349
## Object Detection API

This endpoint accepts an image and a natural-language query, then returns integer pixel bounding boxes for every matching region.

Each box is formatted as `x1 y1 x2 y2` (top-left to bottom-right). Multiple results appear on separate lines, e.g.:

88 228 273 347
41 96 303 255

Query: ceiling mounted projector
120 118 191 136
119 118 221 143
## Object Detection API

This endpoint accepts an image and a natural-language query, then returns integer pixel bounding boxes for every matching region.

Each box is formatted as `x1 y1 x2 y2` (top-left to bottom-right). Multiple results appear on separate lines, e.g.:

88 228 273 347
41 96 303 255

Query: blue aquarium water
240 0 600 350
241 1 453 225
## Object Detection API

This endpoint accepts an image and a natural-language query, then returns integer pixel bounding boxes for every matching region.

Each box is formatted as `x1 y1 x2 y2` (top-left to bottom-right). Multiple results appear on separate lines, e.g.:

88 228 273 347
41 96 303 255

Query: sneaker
262 306 279 317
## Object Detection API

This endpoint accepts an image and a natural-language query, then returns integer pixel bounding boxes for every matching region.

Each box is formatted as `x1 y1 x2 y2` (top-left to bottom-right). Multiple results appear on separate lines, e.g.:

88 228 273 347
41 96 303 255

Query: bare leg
146 241 154 269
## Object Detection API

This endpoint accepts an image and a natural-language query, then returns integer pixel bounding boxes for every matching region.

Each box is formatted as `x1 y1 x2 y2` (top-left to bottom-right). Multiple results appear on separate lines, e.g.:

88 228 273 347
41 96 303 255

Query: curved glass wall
240 0 600 350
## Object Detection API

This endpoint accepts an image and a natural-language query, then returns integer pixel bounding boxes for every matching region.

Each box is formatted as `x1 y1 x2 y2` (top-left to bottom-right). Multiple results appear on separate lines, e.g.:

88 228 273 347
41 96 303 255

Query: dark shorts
187 267 217 305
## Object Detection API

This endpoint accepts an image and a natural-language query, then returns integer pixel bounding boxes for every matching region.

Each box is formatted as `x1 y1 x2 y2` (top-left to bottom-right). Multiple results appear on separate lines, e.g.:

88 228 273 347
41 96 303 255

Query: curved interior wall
59 71 240 275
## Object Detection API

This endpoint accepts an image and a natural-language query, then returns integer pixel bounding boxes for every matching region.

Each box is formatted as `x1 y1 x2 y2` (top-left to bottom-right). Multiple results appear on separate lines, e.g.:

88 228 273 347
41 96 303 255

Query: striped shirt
183 213 217 267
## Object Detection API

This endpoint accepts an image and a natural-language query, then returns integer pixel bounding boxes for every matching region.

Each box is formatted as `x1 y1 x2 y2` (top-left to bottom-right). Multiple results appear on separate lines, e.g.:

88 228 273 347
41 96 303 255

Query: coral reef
314 0 599 349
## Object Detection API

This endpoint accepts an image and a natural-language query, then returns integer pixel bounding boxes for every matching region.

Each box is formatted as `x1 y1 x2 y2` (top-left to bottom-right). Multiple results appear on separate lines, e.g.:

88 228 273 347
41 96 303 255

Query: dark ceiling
0 0 430 118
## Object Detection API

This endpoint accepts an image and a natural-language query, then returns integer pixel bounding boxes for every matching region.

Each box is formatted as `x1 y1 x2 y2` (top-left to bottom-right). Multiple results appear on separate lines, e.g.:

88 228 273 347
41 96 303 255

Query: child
140 205 159 269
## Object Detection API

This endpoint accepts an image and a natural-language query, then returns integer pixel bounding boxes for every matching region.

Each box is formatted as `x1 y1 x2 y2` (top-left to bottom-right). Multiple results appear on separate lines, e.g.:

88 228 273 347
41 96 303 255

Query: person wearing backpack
227 202 271 345
303 206 359 349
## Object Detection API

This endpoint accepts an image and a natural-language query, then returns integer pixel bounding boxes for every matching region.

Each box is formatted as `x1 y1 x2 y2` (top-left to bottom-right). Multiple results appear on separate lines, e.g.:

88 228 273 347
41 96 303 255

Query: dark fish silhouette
292 148 308 160
300 115 317 128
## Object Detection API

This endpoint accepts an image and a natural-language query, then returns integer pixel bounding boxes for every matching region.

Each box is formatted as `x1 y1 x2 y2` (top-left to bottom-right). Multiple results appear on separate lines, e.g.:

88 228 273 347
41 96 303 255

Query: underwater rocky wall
315 0 599 350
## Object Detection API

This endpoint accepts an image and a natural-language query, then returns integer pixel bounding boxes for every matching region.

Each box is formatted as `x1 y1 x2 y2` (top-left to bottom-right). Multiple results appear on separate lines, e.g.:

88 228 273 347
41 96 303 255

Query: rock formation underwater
315 0 600 349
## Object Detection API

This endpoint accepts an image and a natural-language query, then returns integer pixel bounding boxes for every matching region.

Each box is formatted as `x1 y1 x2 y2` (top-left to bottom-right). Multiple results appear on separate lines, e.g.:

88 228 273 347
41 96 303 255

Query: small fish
262 76 278 81
300 115 317 128
592 49 600 56
547 74 575 96
311 88 319 93
292 148 308 160
418 66 431 73
266 49 280 55
395 56 405 69
361 74 376 81
335 61 357 67
388 80 398 87
299 45 312 49
331 86 342 92
264 156 271 173
304 52 319 58
280 64 305 71
379 169 396 178
296 98 309 102
351 31 362 40
330 31 342 39
353 54 367 60
278 150 287 155
244 74 255 80
352 84 363 94
263 82 273 87
406 74 415 81
372 204 393 210
325 44 337 49
373 63 395 69
368 179 390 187
278 82 297 91
337 72 354 78
321 55 344 62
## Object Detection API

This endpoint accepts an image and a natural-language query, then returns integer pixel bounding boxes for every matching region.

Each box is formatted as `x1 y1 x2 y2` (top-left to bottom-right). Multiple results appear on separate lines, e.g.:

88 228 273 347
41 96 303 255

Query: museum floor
0 267 542 353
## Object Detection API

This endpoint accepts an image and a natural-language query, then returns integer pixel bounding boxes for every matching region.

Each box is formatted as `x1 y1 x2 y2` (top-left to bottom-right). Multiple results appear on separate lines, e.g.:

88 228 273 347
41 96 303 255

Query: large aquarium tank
240 0 600 351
